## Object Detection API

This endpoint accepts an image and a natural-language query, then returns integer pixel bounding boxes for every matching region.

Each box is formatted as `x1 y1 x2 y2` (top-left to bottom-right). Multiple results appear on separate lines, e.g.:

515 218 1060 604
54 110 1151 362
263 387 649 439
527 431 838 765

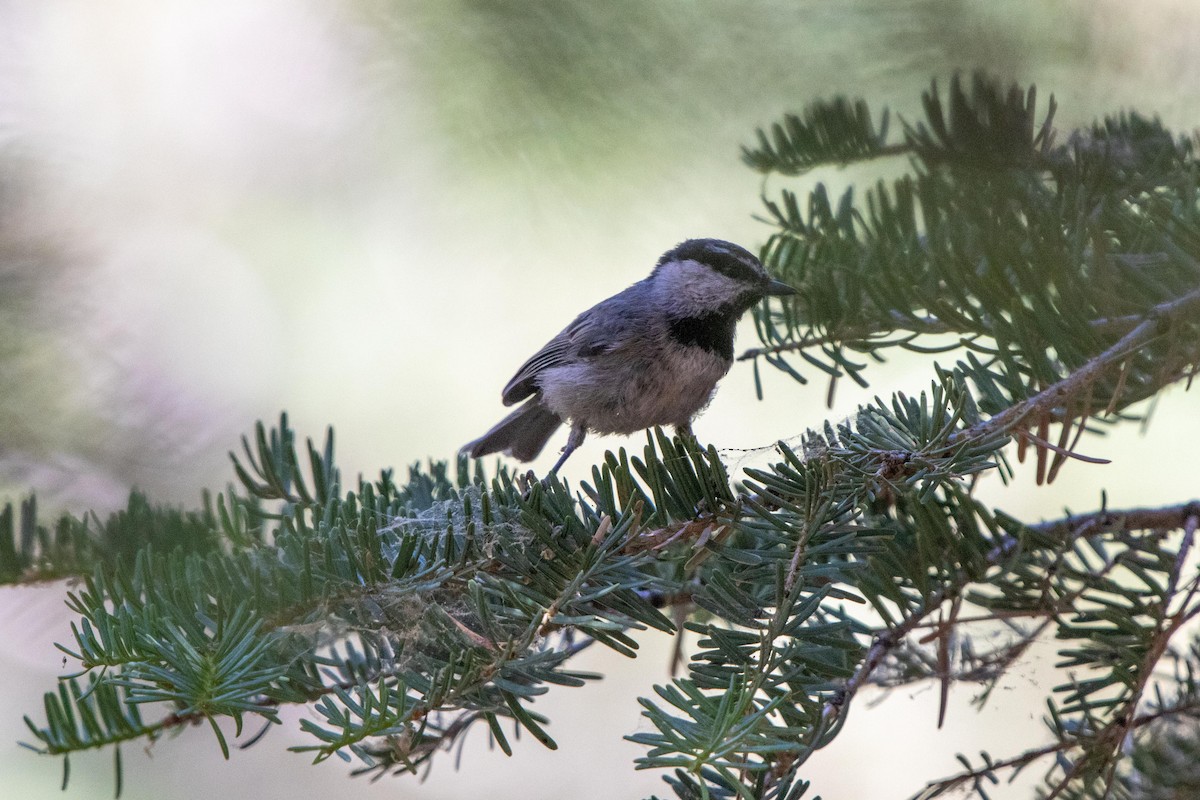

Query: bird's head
649 238 795 318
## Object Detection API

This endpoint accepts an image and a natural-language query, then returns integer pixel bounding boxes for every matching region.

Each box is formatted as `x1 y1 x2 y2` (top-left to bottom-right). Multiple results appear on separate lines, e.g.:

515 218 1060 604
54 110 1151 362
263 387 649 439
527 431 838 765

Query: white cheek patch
656 261 753 314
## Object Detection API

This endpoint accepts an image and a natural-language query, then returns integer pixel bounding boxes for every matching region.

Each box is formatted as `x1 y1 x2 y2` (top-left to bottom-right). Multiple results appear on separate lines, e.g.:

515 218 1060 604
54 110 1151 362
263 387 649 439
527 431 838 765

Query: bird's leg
547 421 587 478
675 422 696 443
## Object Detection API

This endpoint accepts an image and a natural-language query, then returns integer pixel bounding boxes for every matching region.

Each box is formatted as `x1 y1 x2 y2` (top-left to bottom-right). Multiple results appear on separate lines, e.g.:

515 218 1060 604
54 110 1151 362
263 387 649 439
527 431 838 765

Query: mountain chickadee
464 238 795 475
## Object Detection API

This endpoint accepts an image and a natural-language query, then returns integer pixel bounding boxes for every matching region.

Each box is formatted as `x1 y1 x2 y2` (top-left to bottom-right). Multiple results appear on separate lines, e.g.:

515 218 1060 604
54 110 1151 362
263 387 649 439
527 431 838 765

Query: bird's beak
764 279 797 297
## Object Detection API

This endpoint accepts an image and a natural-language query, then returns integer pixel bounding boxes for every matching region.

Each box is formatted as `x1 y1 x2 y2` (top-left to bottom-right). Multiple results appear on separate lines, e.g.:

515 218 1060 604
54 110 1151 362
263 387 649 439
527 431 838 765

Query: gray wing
500 295 638 405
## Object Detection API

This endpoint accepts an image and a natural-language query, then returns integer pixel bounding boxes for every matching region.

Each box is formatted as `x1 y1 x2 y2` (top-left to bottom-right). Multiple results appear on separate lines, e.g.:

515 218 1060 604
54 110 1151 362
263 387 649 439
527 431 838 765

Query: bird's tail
463 398 563 462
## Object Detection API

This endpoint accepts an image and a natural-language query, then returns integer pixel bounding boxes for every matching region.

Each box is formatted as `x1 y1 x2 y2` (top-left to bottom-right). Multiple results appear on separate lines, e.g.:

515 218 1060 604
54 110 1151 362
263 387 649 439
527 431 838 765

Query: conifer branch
910 698 1200 800
1027 501 1200 545
954 286 1200 443
825 500 1200 728
737 315 955 363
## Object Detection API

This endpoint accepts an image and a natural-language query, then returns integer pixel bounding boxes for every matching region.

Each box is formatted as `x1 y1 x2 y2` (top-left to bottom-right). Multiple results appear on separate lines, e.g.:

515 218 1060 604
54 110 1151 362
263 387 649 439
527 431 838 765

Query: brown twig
1026 502 1200 544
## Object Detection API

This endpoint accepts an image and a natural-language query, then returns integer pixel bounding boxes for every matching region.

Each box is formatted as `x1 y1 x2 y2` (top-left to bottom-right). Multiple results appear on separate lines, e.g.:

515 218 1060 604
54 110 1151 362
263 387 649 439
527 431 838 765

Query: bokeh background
1 2 1198 798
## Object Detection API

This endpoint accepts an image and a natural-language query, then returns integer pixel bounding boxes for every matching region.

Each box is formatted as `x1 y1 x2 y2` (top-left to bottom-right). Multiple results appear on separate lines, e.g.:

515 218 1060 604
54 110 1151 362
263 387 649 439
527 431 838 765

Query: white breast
538 346 731 435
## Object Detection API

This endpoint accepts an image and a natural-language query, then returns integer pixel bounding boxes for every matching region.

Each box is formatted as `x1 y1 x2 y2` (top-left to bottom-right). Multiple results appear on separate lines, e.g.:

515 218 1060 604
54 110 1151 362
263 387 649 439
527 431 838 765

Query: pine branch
824 500 1200 737
952 285 1200 444
738 315 956 363
1026 502 1200 546
748 73 1200 463
909 698 1200 800
742 95 902 174
1041 519 1200 799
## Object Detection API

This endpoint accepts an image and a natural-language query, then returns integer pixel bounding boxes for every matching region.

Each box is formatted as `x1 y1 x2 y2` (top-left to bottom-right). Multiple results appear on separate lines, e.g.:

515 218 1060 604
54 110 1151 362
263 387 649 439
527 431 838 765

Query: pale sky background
1 2 1198 799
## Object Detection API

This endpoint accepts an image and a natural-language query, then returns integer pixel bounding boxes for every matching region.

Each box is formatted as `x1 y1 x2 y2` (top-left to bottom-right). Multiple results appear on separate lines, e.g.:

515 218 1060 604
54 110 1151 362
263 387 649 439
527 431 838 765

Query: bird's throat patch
667 309 738 360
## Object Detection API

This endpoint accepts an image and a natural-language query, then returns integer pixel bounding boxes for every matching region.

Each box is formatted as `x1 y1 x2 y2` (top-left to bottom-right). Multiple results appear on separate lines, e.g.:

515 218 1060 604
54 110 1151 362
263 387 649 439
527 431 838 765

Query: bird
463 238 796 476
